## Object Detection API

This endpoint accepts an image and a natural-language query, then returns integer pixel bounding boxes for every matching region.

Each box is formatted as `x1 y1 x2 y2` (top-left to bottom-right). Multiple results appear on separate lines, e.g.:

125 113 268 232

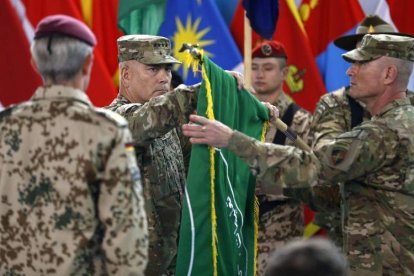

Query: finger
189 114 210 125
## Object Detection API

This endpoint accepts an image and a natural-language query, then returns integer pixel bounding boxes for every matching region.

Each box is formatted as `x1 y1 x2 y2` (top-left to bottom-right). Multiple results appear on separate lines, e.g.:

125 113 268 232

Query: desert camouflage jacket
106 84 198 275
0 85 148 275
228 97 414 275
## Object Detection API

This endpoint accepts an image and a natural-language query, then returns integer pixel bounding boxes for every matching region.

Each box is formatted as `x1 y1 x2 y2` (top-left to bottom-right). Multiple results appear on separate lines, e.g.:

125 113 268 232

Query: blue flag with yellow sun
159 0 242 85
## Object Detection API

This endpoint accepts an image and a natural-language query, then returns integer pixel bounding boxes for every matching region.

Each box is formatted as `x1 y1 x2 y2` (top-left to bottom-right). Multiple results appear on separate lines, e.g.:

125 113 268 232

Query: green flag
118 0 167 35
176 54 269 275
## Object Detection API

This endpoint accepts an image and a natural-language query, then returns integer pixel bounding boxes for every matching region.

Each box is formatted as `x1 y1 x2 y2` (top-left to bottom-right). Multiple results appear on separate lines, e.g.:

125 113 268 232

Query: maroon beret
252 40 287 59
34 14 96 46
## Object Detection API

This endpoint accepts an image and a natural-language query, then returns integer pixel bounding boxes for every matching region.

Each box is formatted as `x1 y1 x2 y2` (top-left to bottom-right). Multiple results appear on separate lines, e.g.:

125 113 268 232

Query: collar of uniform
344 87 367 109
273 91 292 115
115 93 131 105
31 85 93 106
375 97 411 118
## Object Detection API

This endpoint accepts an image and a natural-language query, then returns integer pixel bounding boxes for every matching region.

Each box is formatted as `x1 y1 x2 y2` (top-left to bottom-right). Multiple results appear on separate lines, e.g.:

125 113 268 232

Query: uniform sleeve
100 127 148 275
309 95 349 150
123 84 199 146
286 97 346 210
316 123 398 182
228 131 320 190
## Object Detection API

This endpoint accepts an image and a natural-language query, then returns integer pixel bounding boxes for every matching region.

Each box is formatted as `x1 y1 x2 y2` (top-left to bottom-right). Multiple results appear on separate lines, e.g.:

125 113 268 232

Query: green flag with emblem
176 53 269 275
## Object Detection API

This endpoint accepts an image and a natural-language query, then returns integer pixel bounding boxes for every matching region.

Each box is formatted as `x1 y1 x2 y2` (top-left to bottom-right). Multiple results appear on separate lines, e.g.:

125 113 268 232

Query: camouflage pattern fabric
299 88 414 249
0 85 148 275
117 35 180 64
256 92 312 275
228 97 414 275
343 34 414 63
106 85 198 276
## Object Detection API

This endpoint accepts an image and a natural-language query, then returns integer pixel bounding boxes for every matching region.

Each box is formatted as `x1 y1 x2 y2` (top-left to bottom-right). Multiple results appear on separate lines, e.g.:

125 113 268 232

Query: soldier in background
182 34 414 275
301 15 414 248
0 15 148 275
250 40 312 275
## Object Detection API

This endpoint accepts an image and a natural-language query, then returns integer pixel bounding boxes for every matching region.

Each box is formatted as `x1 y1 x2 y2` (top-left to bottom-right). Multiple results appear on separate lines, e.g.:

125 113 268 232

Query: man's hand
182 115 233 148
262 102 279 122
226 70 245 90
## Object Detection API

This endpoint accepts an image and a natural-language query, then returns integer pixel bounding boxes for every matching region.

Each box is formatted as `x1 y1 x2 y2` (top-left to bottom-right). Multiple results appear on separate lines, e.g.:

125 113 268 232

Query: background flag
159 0 242 85
231 0 326 112
13 0 119 107
242 0 279 40
176 54 268 276
299 0 364 92
118 0 167 35
0 0 41 107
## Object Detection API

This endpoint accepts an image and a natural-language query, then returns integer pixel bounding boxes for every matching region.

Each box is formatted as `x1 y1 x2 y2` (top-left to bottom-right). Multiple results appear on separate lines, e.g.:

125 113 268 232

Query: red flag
231 0 326 112
387 0 414 35
0 0 41 107
89 1 123 83
273 0 326 112
299 0 364 56
21 0 118 107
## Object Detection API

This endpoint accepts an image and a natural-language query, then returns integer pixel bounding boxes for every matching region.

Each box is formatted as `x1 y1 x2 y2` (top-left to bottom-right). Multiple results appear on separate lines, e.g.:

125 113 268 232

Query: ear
82 53 94 76
384 64 397 85
120 63 130 85
281 65 289 80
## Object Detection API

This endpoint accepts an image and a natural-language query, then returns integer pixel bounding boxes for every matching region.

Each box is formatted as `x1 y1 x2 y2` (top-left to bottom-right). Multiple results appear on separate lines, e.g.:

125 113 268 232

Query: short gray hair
31 36 93 83
394 58 414 88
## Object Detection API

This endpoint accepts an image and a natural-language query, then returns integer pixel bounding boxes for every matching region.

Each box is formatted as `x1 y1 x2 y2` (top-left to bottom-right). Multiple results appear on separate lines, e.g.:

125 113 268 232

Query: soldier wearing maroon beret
251 40 313 275
0 14 148 275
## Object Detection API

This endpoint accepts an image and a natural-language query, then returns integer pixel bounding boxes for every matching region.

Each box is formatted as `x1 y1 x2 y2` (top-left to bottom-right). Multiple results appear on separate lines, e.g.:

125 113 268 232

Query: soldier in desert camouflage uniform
182 34 414 275
298 15 414 249
250 40 312 275
0 15 148 275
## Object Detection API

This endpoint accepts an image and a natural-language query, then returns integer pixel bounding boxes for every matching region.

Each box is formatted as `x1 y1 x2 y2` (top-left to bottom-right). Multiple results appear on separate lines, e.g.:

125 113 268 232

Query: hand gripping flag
176 47 269 276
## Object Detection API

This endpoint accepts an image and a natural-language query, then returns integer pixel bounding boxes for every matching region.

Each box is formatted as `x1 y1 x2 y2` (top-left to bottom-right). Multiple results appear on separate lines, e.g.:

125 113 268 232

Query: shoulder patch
94 108 128 127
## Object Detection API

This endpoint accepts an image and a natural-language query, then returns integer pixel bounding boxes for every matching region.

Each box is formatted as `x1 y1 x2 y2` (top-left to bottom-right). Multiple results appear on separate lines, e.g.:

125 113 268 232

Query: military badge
261 43 273 56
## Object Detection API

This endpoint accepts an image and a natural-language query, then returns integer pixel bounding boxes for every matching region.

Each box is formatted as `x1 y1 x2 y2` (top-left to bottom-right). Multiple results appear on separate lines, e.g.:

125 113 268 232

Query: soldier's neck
257 90 282 104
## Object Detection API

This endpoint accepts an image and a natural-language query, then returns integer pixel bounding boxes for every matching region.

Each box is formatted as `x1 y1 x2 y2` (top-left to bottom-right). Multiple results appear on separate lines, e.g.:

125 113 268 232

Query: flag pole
244 10 252 88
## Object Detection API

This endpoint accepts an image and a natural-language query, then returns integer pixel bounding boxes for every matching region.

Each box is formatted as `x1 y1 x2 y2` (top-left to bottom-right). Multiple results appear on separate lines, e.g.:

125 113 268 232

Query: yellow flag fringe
183 48 270 276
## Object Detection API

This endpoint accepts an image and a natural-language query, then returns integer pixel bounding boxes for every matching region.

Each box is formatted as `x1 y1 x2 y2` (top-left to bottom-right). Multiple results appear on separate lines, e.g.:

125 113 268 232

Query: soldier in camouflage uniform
182 34 414 275
300 15 414 249
0 15 148 275
107 35 245 275
250 40 312 275
106 35 196 276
